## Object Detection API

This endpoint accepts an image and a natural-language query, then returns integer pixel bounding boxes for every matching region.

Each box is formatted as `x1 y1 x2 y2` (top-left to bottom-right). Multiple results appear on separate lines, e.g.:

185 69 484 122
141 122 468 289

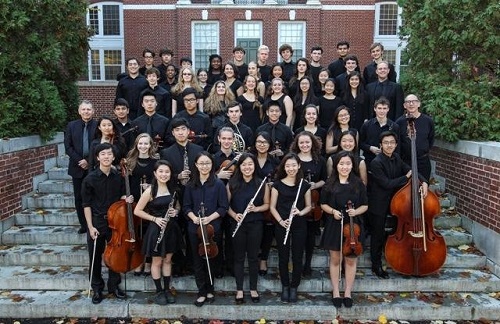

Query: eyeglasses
183 98 197 103
405 100 419 104
382 141 397 145
256 140 269 145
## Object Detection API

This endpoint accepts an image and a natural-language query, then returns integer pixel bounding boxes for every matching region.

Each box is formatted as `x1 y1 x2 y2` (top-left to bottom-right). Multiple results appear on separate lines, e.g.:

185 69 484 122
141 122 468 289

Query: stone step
14 209 78 226
37 179 73 194
441 228 473 246
24 193 75 209
0 289 498 321
0 265 498 294
57 155 69 168
0 241 487 271
1 225 86 245
47 167 71 180
434 214 462 229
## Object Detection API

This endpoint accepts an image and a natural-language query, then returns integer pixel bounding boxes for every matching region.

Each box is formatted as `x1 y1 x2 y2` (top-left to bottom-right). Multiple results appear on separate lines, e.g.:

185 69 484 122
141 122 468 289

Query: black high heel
332 297 343 308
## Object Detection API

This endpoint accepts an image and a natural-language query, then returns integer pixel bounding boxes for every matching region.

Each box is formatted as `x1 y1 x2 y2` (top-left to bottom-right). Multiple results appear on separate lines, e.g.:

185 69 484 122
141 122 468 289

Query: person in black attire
227 152 270 304
112 98 136 150
335 54 359 98
168 88 212 150
159 63 178 93
183 151 228 307
366 61 404 121
257 45 272 83
115 57 148 120
207 54 223 85
359 97 400 169
342 71 370 131
232 46 248 82
139 48 155 76
157 48 174 84
131 90 170 150
213 101 254 153
327 41 360 78
363 42 397 85
64 100 98 234
256 101 294 160
279 43 295 83
88 116 127 171
139 67 172 118
368 131 429 279
396 94 435 181
309 46 324 92
82 143 133 304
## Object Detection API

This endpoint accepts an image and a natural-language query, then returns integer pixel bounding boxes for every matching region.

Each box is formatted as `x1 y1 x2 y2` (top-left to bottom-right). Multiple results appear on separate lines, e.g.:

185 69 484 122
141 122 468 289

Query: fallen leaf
459 271 471 278
458 244 470 251
431 302 442 308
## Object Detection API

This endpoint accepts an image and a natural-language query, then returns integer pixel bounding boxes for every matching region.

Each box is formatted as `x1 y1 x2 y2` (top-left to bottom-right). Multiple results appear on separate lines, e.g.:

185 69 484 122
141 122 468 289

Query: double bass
384 114 446 276
103 160 144 273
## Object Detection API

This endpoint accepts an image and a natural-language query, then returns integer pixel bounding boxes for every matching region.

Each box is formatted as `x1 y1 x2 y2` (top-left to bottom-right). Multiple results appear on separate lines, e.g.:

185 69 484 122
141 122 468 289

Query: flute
153 192 177 252
232 176 267 237
283 178 303 245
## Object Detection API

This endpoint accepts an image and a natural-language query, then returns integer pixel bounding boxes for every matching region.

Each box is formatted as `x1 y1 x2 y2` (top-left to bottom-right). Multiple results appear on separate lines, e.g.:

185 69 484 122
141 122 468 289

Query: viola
306 169 322 221
342 200 363 257
218 156 239 173
385 114 446 276
103 159 144 273
188 130 208 142
197 202 218 259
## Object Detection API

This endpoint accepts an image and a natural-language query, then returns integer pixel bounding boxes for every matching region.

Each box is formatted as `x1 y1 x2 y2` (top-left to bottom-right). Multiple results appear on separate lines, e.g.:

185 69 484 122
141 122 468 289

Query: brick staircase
0 156 499 321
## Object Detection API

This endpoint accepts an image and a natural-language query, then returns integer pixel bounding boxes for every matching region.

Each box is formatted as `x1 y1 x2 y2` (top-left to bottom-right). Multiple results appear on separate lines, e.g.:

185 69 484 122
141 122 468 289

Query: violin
197 202 218 259
188 130 208 142
103 159 144 273
342 200 363 257
306 169 322 221
385 114 446 276
218 156 239 173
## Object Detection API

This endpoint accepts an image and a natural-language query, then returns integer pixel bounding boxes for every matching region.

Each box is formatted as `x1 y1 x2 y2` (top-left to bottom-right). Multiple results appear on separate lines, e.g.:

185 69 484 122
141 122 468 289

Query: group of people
63 40 435 309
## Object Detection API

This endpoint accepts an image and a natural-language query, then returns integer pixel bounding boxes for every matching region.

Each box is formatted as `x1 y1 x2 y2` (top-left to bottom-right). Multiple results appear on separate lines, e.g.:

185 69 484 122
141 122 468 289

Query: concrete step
14 209 78 226
0 265 498 294
1 225 86 245
37 179 73 194
434 214 462 229
47 167 71 180
57 155 69 168
24 193 75 209
0 243 487 270
0 289 498 321
441 228 473 246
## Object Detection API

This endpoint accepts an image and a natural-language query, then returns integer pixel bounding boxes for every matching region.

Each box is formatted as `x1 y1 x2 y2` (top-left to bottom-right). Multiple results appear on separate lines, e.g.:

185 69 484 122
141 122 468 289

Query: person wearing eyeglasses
170 67 204 117
396 94 435 181
368 130 428 279
139 48 156 76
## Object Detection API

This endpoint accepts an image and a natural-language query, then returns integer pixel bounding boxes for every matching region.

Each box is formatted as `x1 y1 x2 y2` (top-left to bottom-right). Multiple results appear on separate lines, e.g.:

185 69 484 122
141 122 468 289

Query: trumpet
232 176 267 237
153 192 177 252
283 178 303 245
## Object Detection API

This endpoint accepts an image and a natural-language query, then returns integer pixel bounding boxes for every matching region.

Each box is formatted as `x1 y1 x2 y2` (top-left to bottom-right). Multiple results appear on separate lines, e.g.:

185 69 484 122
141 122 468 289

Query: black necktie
82 122 89 158
146 116 152 135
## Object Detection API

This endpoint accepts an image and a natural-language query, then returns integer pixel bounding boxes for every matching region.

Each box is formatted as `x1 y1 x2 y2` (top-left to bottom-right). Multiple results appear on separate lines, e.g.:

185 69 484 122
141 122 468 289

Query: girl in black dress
292 76 318 131
270 153 311 303
237 75 264 130
326 130 367 185
89 116 126 170
294 104 328 155
325 105 358 156
342 71 370 131
227 152 270 304
134 160 182 305
318 78 343 130
320 151 368 308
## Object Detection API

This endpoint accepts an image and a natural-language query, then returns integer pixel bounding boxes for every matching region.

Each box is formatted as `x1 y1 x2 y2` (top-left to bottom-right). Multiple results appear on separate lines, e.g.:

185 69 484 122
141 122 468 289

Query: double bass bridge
408 231 424 238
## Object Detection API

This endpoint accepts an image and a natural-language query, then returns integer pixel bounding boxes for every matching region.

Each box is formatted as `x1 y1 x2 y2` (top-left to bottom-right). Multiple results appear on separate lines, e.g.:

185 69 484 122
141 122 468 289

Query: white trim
123 4 374 10
321 5 374 11
123 5 176 10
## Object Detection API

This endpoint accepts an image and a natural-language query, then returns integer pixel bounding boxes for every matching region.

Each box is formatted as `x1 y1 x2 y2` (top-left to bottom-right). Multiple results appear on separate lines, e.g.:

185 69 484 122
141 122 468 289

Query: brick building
81 0 403 114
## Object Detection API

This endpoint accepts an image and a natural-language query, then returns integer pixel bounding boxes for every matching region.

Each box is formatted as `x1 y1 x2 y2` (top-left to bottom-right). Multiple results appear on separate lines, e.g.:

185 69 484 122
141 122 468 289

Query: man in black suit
64 100 98 234
366 61 404 121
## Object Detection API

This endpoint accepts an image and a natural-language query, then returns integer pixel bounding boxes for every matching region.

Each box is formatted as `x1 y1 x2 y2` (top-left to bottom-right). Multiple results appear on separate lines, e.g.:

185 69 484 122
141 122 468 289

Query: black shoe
372 266 389 279
165 290 176 304
235 295 245 305
92 291 103 304
111 288 127 299
302 267 312 277
343 297 353 308
133 271 143 276
78 227 87 234
289 287 298 303
194 296 206 307
331 297 343 308
250 291 260 303
258 269 267 276
281 286 289 303
154 291 168 305
143 271 151 277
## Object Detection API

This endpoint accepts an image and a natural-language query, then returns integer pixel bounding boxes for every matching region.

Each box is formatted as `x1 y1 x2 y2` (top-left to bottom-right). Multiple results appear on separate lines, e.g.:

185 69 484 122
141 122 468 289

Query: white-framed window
192 21 220 70
234 21 262 63
374 2 405 80
278 22 306 61
87 2 124 81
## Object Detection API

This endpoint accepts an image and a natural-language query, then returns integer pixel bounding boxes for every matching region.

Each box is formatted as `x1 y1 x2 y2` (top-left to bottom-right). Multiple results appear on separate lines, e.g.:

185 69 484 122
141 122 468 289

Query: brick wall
78 83 117 117
431 146 500 234
0 144 58 220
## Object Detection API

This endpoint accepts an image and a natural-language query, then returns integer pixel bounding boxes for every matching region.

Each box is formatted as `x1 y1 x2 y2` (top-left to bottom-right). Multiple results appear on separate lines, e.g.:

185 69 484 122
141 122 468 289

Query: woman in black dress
237 75 264 131
134 160 182 305
320 151 368 308
325 105 358 156
227 152 270 304
89 116 126 171
270 152 311 303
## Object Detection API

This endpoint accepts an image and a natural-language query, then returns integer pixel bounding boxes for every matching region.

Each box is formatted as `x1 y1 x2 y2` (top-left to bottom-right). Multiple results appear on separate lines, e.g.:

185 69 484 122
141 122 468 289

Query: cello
103 160 144 273
384 114 446 276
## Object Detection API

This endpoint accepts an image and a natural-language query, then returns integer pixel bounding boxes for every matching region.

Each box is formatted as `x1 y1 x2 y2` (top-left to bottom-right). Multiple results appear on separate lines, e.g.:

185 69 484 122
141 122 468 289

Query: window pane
193 23 219 69
104 50 122 81
279 22 304 61
235 22 261 38
379 4 398 36
384 50 396 65
89 6 99 36
91 50 101 80
103 5 120 36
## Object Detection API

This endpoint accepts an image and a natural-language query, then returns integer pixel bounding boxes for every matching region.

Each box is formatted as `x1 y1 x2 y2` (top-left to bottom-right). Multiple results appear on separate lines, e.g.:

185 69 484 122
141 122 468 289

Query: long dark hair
290 131 322 162
190 151 216 188
324 151 362 195
293 76 317 107
150 160 178 198
342 71 366 103
327 105 351 135
228 152 261 193
275 152 304 185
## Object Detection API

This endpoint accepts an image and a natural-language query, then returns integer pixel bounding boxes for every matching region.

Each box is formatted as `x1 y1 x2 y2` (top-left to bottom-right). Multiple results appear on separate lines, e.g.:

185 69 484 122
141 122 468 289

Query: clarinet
180 149 190 186
153 192 177 252
232 176 267 237
283 178 304 245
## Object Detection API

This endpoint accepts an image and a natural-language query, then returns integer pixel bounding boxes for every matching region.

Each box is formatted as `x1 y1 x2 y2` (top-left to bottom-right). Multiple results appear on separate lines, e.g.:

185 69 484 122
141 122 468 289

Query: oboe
153 192 177 252
283 178 303 245
232 176 267 237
